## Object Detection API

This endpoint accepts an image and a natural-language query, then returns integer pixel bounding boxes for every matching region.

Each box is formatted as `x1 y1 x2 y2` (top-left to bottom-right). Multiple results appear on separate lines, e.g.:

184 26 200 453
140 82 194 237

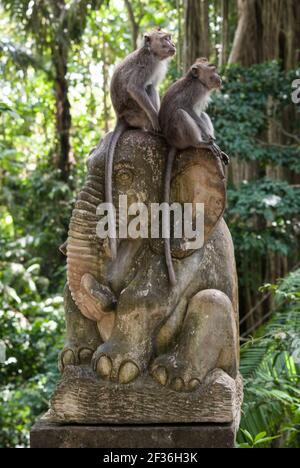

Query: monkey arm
186 110 215 142
198 112 215 139
127 82 160 131
147 84 160 112
173 108 212 149
197 113 230 165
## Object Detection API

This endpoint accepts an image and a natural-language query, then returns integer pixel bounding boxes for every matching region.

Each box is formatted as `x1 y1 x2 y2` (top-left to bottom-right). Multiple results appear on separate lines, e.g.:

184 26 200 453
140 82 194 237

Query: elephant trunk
67 172 108 319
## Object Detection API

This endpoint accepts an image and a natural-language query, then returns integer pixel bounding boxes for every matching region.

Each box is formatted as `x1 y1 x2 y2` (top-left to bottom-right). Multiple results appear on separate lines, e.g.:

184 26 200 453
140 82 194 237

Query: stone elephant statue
59 129 239 392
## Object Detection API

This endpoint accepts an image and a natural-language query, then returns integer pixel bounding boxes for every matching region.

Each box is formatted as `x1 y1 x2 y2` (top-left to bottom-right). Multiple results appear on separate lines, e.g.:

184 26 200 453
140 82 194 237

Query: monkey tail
164 147 177 287
105 119 127 261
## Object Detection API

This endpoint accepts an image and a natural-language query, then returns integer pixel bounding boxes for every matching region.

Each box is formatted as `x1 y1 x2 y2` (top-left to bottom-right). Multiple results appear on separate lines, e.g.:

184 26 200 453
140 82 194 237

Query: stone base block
30 420 236 448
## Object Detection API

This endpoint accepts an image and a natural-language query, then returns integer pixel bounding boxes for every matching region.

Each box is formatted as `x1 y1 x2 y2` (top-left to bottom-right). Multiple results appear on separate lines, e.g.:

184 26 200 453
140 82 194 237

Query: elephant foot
92 336 149 384
151 353 202 392
151 289 238 392
59 343 95 372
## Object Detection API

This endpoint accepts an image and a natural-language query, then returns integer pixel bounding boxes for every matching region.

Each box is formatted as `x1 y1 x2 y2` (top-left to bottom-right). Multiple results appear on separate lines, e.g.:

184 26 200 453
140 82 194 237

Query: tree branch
269 117 300 144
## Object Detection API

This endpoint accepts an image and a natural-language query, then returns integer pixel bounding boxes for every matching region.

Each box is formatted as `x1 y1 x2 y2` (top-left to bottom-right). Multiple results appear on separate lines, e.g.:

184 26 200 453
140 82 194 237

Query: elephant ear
170 147 226 258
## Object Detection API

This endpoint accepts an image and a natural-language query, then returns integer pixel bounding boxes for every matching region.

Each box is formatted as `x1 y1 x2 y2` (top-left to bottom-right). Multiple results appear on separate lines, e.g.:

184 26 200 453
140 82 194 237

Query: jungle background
0 0 299 448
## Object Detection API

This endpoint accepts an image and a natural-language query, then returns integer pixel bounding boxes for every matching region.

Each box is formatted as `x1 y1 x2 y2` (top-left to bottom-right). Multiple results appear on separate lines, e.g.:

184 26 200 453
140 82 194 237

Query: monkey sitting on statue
158 58 230 286
106 28 176 260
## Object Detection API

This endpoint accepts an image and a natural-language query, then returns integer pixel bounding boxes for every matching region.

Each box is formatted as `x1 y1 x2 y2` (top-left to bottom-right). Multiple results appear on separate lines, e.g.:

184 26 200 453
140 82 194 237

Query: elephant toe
96 355 112 379
118 361 140 384
151 365 168 386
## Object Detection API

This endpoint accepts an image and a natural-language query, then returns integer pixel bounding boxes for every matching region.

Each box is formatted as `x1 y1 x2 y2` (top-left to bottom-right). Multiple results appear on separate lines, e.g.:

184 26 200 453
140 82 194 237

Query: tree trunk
229 0 300 68
124 0 140 50
228 0 300 335
228 0 300 187
183 0 210 71
101 39 110 133
53 43 72 183
221 0 230 66
49 0 72 183
176 0 184 74
228 0 262 66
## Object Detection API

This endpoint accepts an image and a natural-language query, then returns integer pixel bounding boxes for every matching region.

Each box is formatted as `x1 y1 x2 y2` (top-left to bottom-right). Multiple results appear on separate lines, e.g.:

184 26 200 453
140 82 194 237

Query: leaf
254 431 267 443
237 443 252 449
0 102 19 118
240 428 254 444
253 435 280 446
4 285 21 304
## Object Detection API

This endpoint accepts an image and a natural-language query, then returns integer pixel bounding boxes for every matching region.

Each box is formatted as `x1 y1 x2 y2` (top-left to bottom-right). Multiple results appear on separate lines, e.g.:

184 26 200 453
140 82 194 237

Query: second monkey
159 59 229 286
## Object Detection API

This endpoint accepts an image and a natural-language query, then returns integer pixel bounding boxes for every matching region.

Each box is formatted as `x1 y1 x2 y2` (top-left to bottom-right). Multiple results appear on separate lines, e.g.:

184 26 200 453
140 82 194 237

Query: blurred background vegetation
0 0 299 448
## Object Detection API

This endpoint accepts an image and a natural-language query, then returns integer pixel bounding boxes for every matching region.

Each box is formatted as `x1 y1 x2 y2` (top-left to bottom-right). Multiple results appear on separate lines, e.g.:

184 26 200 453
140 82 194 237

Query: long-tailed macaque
106 28 176 260
159 58 229 286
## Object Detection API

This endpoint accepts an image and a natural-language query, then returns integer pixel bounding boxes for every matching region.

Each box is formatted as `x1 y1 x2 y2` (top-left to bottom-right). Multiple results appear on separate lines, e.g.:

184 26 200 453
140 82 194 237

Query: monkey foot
150 353 206 392
92 340 143 384
59 343 95 373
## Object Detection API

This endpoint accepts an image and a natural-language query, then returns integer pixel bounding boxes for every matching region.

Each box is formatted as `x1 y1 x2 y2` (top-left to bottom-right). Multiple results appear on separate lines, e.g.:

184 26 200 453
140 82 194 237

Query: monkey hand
207 135 216 143
220 151 230 165
208 142 230 166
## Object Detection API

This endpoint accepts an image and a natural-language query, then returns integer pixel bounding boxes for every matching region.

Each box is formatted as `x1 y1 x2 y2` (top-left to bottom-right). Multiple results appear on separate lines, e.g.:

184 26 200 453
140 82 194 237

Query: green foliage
1 0 106 48
227 178 300 258
238 269 300 448
212 64 300 304
0 237 65 447
211 62 300 172
0 0 299 449
0 101 18 117
237 429 279 448
4 170 73 285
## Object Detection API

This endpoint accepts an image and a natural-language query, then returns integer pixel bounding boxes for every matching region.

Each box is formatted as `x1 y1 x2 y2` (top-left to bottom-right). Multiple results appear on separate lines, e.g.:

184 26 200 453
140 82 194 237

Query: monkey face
144 29 176 60
191 61 222 90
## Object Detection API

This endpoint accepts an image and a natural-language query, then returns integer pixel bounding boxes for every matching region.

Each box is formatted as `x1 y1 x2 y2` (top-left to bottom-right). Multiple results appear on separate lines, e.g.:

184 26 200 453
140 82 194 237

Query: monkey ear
191 66 198 78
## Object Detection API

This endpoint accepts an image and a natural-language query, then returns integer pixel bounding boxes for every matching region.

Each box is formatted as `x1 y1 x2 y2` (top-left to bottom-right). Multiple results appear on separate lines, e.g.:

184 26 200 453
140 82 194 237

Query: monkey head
144 29 176 60
190 59 222 90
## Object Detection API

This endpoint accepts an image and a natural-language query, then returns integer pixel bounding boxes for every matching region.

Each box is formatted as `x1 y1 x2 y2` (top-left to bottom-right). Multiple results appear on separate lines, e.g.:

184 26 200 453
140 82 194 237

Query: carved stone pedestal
30 132 243 449
30 420 237 448
47 366 243 425
30 365 242 448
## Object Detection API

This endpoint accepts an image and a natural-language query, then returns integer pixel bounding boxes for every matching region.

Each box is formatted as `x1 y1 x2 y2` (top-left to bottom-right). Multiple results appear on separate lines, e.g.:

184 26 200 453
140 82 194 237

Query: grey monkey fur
159 58 229 286
106 28 176 260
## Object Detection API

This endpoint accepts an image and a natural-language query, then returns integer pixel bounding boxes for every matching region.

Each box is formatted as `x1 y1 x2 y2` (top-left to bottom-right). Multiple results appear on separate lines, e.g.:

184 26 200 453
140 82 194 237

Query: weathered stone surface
30 419 237 448
49 130 243 445
47 366 243 425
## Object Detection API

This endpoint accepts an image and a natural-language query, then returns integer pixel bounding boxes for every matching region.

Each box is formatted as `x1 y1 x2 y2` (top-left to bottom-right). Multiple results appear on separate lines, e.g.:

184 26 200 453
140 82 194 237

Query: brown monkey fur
159 59 229 286
106 28 176 260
